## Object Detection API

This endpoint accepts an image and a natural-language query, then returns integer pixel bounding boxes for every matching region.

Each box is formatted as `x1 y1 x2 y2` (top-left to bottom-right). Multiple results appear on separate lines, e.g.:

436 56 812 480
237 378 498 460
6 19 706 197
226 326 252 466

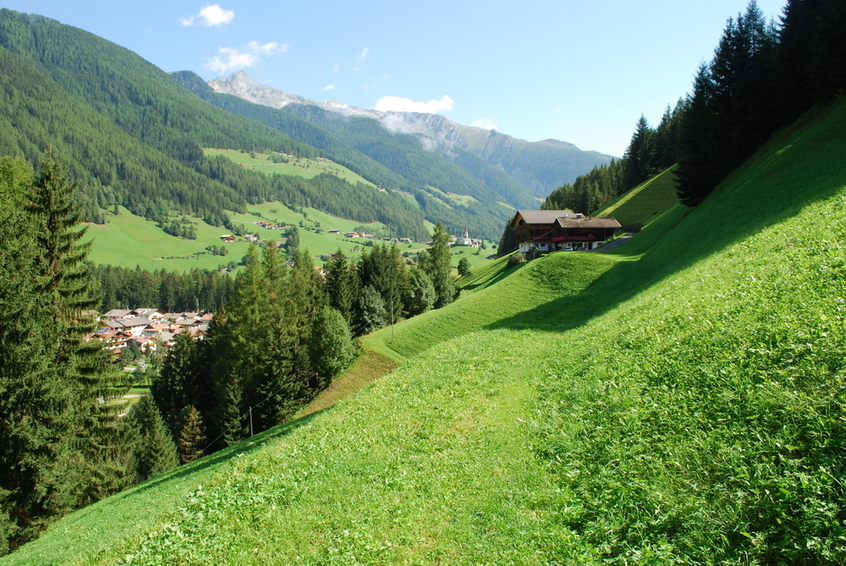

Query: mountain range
209 71 614 199
0 9 613 241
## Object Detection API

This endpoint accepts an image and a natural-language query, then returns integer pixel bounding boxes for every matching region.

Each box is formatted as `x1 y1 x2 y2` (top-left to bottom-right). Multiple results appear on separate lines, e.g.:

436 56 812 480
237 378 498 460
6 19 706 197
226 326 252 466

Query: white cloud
181 4 235 27
351 47 369 73
323 85 335 91
374 95 454 114
246 41 288 55
471 118 498 130
207 48 257 74
206 41 289 75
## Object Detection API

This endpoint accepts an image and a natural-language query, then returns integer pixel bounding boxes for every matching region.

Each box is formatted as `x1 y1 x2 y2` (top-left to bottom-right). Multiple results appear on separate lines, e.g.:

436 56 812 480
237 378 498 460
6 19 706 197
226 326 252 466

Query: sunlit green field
204 148 378 187
86 204 495 273
594 165 679 227
8 98 846 566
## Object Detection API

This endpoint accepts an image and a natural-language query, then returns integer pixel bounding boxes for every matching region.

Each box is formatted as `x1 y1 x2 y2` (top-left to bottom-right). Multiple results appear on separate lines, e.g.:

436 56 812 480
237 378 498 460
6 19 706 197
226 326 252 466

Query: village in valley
90 308 213 361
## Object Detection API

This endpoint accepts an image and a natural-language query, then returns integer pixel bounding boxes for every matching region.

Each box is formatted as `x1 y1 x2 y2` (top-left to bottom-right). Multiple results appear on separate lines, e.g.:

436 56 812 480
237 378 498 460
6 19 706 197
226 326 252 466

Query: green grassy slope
5 98 846 564
367 251 628 363
593 165 680 227
85 204 404 272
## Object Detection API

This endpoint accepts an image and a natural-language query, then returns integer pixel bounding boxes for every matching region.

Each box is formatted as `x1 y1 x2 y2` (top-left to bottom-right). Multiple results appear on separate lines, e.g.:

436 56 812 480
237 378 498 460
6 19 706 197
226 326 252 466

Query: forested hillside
208 70 615 199
173 71 525 239
0 9 591 243
0 10 450 241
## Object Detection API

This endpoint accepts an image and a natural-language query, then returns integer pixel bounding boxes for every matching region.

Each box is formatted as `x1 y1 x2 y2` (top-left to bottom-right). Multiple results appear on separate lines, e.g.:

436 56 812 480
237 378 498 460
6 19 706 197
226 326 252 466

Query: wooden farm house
510 210 621 257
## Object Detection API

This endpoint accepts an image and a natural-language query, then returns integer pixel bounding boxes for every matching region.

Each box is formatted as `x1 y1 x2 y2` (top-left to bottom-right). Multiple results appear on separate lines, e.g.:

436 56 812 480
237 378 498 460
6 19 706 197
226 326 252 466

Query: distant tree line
89 264 236 313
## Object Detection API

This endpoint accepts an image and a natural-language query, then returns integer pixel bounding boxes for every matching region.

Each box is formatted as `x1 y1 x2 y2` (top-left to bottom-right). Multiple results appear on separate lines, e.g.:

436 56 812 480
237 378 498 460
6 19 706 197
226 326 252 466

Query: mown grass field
5 98 846 564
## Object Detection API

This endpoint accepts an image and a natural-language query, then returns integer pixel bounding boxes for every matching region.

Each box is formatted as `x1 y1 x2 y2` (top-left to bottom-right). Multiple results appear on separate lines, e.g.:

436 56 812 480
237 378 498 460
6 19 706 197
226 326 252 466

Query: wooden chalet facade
510 210 621 256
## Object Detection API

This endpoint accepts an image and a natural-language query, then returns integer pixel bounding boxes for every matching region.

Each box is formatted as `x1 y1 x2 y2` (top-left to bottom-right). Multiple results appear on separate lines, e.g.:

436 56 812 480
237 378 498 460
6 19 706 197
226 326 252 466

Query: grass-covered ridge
5 98 846 564
594 165 679 227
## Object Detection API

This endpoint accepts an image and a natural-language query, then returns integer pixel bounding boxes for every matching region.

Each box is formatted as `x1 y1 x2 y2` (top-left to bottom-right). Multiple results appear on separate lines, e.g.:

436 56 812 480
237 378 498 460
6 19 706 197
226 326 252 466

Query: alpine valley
0 9 613 244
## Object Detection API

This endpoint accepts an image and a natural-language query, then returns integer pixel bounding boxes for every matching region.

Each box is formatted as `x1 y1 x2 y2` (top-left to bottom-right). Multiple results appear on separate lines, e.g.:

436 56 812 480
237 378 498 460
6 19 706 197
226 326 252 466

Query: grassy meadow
594 165 679 227
85 202 494 273
5 98 846 564
203 149 378 187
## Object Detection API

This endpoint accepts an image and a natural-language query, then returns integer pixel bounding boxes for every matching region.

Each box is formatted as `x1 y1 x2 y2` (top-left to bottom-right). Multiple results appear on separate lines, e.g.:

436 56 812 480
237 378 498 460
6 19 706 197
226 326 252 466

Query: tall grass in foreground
533 98 846 563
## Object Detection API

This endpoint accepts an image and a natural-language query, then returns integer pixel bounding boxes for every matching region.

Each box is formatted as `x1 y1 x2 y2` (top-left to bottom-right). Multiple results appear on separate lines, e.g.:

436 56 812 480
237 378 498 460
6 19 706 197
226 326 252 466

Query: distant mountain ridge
0 7 612 243
210 72 614 198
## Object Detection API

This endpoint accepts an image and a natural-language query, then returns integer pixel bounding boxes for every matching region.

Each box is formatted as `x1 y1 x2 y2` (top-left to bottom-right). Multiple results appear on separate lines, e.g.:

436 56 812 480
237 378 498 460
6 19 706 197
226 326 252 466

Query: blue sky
2 0 787 157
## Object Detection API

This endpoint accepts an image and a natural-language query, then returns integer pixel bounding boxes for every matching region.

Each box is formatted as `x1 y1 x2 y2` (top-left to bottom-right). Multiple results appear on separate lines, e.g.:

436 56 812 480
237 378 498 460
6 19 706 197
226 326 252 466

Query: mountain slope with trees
0 8 611 242
209 70 615 199
173 71 529 239
5 76 846 566
0 10 456 241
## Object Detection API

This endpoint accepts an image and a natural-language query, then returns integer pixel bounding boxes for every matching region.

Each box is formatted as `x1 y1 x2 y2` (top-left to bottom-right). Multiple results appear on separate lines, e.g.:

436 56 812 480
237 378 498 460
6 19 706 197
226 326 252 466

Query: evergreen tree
422 223 455 309
177 405 206 465
325 249 359 325
151 331 200 437
405 267 436 316
31 154 133 502
457 257 471 277
356 284 387 335
497 223 518 257
129 397 178 481
808 0 846 103
220 373 249 446
622 116 657 191
308 306 355 381
676 64 720 207
653 101 684 170
0 153 132 550
0 159 54 551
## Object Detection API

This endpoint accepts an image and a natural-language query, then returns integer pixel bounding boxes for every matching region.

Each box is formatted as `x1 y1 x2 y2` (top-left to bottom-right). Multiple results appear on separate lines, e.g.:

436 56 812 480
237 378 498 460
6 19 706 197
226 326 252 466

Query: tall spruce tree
177 405 206 465
622 116 657 191
423 223 455 309
129 397 178 481
325 249 359 325
151 331 200 437
0 154 132 551
676 64 720 207
0 157 55 552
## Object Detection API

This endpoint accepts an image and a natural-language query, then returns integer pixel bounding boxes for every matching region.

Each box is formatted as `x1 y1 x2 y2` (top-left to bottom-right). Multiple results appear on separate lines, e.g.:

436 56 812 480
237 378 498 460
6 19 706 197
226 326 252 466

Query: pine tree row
677 0 846 206
539 0 846 219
